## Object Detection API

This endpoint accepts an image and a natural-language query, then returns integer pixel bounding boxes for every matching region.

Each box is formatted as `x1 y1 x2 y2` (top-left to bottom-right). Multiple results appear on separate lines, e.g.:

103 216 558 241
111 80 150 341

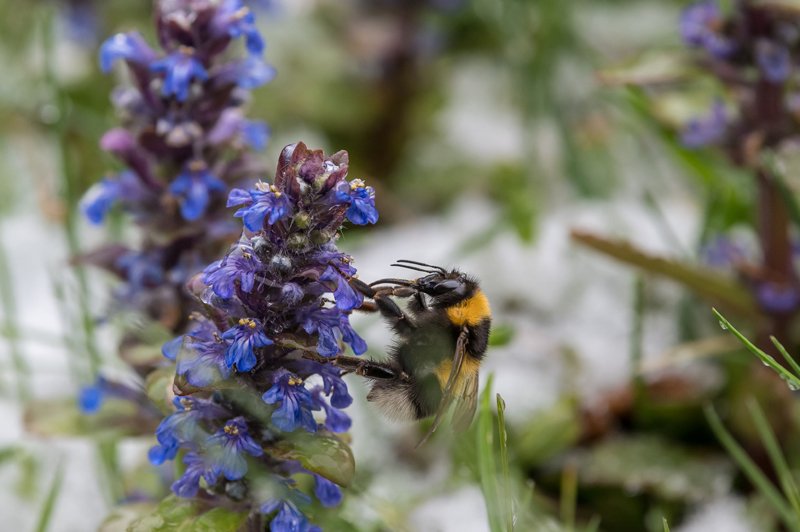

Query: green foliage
125 495 249 532
273 432 356 488
33 461 64 532
476 375 512 532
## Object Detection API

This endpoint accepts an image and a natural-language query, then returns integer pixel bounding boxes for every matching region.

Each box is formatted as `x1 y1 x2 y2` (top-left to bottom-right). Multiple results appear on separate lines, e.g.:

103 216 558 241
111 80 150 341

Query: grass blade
713 309 800 390
662 517 670 532
746 399 800 516
704 405 799 530
496 394 513 527
34 460 64 532
770 336 800 381
477 374 511 532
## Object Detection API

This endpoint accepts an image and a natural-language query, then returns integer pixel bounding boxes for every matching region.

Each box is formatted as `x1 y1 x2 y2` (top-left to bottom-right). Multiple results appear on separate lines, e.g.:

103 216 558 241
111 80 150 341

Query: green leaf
99 503 157 532
190 507 250 531
24 397 152 438
34 461 64 532
488 324 515 347
124 495 248 532
571 230 758 317
145 366 178 415
272 432 355 487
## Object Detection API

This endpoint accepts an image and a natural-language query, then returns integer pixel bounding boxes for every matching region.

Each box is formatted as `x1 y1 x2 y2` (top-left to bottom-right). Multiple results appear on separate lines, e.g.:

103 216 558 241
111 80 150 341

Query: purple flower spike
202 243 263 299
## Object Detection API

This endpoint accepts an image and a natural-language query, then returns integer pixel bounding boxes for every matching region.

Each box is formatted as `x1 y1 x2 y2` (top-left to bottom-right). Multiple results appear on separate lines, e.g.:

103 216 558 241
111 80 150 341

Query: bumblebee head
374 259 478 307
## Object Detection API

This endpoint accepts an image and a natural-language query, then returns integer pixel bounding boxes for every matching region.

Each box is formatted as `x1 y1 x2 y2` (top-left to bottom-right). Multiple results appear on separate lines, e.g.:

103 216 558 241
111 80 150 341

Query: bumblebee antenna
369 278 413 287
390 263 438 274
395 259 447 274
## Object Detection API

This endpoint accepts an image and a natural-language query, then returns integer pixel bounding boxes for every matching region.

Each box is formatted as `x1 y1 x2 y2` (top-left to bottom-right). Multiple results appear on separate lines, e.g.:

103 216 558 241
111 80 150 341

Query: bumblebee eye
429 279 462 295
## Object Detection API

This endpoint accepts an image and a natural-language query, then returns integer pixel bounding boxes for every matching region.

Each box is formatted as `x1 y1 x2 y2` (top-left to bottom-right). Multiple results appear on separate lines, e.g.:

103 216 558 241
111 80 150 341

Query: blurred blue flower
260 500 321 532
150 50 209 102
312 474 342 508
172 451 219 497
757 281 800 314
679 1 734 58
169 163 226 221
99 32 157 72
756 40 792 83
78 384 104 414
681 101 727 148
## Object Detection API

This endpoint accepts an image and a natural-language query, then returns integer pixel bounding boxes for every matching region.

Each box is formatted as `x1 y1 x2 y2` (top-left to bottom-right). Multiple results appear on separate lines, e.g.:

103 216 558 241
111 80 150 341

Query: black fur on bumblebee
330 260 492 445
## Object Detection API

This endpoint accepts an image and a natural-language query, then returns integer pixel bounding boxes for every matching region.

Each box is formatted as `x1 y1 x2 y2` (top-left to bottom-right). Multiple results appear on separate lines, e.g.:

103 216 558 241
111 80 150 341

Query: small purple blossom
172 452 219 498
302 307 367 357
334 179 379 225
313 474 343 508
169 163 226 221
681 101 728 148
203 244 263 299
679 1 734 58
206 417 263 480
756 40 792 83
229 185 292 231
80 178 121 224
150 49 209 102
260 500 321 532
320 265 363 311
78 384 104 414
177 322 230 387
99 32 157 72
263 371 318 433
756 281 800 314
221 318 273 372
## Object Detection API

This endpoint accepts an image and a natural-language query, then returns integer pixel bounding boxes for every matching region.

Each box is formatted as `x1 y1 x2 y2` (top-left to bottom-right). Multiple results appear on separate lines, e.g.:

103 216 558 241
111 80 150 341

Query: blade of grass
33 460 64 532
560 461 577 532
496 394 513 527
662 517 671 532
746 399 800 516
713 309 800 390
704 405 800 530
0 222 30 401
477 374 510 532
770 336 800 382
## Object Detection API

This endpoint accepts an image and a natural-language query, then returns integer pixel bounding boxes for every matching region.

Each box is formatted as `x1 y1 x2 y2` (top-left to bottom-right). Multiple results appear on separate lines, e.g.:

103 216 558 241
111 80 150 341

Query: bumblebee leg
372 290 418 334
334 355 408 381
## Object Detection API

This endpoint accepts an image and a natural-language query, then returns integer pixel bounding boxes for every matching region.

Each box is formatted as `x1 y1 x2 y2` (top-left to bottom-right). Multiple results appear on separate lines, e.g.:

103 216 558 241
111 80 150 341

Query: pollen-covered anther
233 7 251 20
224 423 240 435
188 159 206 172
269 184 281 197
254 181 270 192
349 179 366 191
238 318 257 329
180 398 193 410
288 376 304 386
178 45 196 56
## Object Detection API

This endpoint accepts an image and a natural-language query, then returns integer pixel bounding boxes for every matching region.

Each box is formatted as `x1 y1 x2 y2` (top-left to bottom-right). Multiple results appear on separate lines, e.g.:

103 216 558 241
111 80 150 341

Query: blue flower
99 32 157 72
681 101 727 148
756 40 791 83
229 186 292 231
320 265 363 311
203 244 263 299
334 179 379 225
312 388 350 433
150 50 209 102
162 335 183 361
177 325 230 387
756 282 800 314
116 250 164 290
230 56 277 89
262 370 318 433
312 474 342 508
316 364 352 409
301 307 367 357
206 417 264 480
213 1 265 55
172 452 219 498
78 384 104 414
148 397 226 465
169 163 226 221
242 120 271 151
261 500 321 532
80 178 121 224
221 318 273 372
679 1 734 58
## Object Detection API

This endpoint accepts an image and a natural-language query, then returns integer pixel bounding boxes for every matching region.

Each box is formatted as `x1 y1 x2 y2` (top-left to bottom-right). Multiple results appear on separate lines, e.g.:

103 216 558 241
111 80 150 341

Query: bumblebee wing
451 368 479 433
417 327 469 447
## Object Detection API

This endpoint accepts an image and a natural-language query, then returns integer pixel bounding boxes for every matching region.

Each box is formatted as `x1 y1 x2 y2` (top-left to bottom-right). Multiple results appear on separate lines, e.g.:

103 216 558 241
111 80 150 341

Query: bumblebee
335 260 491 443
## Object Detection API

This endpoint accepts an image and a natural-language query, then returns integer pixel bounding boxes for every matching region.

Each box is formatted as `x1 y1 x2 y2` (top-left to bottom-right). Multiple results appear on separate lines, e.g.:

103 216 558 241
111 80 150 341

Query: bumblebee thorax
445 289 491 327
